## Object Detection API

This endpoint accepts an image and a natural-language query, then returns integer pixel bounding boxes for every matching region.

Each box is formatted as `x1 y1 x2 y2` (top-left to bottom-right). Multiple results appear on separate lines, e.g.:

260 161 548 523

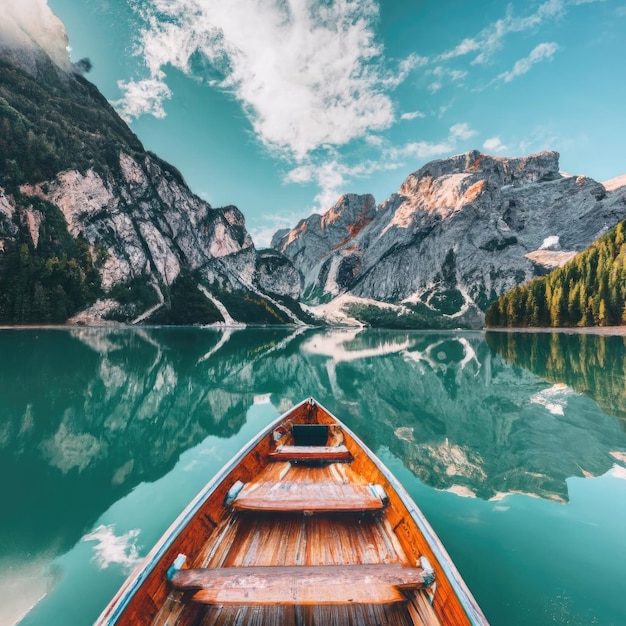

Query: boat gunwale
94 397 315 625
327 404 489 626
95 397 489 625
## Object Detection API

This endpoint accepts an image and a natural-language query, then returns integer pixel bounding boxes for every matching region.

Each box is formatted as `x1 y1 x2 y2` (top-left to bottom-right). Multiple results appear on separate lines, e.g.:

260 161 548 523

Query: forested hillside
0 56 120 323
485 220 626 328
0 51 309 326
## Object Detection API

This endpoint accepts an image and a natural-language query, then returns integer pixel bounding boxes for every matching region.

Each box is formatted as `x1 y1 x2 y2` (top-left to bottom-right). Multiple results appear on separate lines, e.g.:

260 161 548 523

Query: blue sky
40 0 626 246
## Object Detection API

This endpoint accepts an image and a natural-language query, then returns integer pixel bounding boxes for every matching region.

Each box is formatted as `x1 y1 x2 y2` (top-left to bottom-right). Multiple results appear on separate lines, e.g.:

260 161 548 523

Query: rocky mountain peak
273 150 626 327
400 150 561 197
319 193 377 233
272 193 376 252
0 46 309 326
269 192 377 302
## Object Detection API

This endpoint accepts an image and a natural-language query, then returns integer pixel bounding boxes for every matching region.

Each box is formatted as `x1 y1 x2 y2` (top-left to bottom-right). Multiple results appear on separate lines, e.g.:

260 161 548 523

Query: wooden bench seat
231 481 386 513
267 444 353 463
170 563 434 605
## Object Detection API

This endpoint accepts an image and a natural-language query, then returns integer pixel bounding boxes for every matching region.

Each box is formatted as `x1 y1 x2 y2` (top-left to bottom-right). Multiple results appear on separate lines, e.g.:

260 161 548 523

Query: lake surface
1 327 626 625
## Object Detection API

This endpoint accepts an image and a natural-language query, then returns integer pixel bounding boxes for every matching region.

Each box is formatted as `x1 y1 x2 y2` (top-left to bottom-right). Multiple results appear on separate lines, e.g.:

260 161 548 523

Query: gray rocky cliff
273 151 626 328
0 47 306 325
271 193 376 300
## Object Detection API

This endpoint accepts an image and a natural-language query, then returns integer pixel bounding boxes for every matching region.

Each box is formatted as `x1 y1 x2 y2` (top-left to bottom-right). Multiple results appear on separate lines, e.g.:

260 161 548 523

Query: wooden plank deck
149 428 444 625
101 400 486 626
197 598 439 625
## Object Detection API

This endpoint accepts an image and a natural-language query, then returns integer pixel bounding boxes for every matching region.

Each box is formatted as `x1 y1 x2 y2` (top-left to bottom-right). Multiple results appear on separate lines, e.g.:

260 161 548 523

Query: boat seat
229 480 388 514
267 444 353 462
269 423 352 463
169 563 434 605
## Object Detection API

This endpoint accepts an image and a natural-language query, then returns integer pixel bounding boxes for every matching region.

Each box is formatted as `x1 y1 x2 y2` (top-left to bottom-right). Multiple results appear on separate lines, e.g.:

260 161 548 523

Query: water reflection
0 328 291 560
486 330 626 420
2 327 626 579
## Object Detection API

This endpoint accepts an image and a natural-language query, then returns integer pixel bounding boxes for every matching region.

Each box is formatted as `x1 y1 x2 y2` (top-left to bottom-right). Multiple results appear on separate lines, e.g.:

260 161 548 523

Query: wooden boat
96 398 488 625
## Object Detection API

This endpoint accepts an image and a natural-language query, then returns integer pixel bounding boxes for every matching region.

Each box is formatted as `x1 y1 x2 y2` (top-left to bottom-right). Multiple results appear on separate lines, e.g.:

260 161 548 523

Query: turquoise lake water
1 327 625 625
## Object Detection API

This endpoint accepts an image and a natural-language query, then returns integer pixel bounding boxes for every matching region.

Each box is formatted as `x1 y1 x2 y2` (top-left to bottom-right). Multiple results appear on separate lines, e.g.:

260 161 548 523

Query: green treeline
0 198 101 323
0 57 131 323
486 220 626 327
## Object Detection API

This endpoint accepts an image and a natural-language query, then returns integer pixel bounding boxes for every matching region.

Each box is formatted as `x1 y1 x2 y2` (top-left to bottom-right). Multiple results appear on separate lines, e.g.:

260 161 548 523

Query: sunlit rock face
274 151 626 328
272 193 376 299
0 31 304 325
19 155 255 292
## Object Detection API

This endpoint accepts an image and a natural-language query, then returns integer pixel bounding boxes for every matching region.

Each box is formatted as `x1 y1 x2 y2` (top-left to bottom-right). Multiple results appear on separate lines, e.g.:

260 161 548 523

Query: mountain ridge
0 46 310 326
3 21 626 328
273 150 626 328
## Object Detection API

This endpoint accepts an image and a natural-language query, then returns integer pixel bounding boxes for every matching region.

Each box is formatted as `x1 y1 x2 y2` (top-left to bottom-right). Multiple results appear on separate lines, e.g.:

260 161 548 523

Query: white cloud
251 213 305 248
449 69 468 81
616 6 626 16
497 42 559 83
113 78 172 120
426 66 467 92
82 524 142 573
285 159 373 212
483 136 508 153
284 153 403 214
401 110 426 121
388 122 476 161
449 122 477 141
284 122 478 215
120 0 420 160
395 140 457 160
383 53 429 88
439 0 565 65
365 134 385 146
0 0 71 69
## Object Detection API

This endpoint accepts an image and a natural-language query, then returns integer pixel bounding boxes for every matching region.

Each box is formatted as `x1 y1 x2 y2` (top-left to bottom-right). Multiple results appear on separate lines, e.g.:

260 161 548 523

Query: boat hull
95 398 488 625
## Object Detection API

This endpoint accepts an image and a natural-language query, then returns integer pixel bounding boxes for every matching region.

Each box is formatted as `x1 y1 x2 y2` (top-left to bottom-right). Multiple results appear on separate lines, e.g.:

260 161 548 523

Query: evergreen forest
485 220 626 328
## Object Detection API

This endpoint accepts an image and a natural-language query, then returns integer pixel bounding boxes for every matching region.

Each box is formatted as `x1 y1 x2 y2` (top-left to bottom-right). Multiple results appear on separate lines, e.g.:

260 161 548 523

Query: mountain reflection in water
2 328 626 580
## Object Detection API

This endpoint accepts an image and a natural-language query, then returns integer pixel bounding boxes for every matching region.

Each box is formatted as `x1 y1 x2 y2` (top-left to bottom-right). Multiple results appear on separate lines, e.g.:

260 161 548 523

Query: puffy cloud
386 122 476 161
497 42 559 83
0 0 70 69
285 154 402 215
119 0 420 160
113 78 172 120
449 123 477 141
483 137 508 153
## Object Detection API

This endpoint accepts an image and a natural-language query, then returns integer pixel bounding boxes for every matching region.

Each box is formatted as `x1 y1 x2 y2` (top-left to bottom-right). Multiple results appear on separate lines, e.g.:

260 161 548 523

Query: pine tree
485 218 626 328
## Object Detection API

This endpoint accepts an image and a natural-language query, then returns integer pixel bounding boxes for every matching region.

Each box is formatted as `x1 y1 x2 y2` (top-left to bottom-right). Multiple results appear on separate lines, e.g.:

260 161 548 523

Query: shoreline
484 325 626 336
2 323 626 336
